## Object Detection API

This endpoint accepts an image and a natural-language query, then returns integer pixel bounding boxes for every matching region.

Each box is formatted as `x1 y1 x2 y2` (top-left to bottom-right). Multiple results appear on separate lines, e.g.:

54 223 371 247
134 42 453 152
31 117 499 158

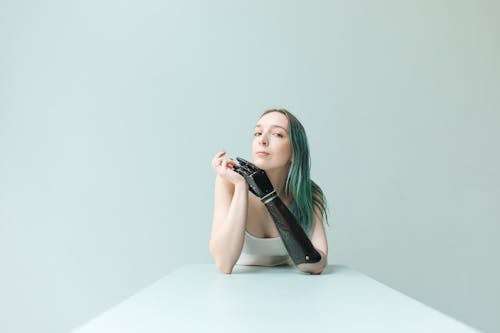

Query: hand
211 151 246 185
233 157 274 199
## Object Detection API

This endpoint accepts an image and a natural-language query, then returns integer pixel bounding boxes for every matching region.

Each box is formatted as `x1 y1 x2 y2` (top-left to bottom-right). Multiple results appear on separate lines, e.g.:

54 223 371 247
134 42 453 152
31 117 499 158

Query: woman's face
252 112 292 171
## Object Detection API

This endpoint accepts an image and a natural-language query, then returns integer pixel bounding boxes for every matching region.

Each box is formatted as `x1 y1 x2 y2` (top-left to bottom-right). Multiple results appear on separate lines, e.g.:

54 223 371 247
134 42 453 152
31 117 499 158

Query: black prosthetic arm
234 157 321 266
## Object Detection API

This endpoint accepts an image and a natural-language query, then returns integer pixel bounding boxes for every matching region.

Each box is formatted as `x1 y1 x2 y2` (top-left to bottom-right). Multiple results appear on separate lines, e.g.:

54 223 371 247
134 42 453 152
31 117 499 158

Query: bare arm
208 152 248 274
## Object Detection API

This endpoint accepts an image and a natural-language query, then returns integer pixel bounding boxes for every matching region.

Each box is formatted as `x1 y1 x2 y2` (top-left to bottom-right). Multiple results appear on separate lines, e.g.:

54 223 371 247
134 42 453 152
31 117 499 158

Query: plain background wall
1 0 499 332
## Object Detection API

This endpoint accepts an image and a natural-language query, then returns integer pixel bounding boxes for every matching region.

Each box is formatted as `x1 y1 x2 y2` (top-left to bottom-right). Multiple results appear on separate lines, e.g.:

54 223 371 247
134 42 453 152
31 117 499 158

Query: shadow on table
232 264 346 275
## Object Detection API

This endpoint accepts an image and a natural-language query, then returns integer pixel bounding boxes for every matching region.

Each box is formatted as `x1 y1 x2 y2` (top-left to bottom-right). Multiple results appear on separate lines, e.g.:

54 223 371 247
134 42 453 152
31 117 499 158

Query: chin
252 159 264 168
252 159 268 170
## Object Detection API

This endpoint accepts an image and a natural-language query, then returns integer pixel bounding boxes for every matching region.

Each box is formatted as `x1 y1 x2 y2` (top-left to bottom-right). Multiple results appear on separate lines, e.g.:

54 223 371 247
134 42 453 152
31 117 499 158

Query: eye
253 132 262 137
272 132 284 138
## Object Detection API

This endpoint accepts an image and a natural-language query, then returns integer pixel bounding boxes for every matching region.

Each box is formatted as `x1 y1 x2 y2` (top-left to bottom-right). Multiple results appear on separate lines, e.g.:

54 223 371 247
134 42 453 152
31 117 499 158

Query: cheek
278 141 292 158
252 139 259 150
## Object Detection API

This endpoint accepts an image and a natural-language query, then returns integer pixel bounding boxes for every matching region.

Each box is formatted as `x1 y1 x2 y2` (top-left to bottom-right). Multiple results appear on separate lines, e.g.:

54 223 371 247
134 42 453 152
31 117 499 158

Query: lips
255 151 270 156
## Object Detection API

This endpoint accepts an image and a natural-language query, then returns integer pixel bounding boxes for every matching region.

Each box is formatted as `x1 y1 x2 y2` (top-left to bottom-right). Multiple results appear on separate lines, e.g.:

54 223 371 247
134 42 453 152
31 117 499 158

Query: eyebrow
254 124 288 132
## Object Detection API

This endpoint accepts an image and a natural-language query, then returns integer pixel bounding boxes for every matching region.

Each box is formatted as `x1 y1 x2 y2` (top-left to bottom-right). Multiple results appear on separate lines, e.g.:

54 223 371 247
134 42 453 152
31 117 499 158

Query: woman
209 109 328 274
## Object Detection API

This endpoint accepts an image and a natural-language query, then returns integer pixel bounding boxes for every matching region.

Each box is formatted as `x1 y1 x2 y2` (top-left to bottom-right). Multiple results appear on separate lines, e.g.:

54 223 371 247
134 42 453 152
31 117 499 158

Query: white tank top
236 230 292 266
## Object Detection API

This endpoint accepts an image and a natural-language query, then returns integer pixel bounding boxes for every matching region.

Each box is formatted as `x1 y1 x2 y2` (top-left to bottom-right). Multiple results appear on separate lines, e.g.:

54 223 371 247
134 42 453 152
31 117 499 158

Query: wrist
234 180 248 190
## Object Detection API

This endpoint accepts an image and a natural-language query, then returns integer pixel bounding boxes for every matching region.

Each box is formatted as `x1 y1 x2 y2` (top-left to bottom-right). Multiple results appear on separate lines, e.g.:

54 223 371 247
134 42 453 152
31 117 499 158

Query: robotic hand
234 157 321 266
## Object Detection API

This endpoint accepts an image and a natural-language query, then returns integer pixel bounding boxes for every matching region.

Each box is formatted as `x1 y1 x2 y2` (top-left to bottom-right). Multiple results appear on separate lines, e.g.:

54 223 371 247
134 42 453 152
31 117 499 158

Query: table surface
73 264 478 333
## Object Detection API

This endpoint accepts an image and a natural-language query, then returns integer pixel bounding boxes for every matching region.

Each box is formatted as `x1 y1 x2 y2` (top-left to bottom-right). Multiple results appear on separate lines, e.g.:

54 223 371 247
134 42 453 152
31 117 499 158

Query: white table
73 264 478 332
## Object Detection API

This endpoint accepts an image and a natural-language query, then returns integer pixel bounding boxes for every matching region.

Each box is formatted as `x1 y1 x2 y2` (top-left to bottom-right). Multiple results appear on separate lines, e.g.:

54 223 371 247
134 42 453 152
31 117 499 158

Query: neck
265 167 290 200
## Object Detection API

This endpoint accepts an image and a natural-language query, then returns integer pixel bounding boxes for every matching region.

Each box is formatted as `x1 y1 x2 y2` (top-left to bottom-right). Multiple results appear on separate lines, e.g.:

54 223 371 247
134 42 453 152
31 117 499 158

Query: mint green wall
1 1 498 332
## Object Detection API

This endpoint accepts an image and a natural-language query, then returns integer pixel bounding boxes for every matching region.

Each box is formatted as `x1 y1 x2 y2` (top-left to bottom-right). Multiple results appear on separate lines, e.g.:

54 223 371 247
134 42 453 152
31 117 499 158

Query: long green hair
261 109 328 234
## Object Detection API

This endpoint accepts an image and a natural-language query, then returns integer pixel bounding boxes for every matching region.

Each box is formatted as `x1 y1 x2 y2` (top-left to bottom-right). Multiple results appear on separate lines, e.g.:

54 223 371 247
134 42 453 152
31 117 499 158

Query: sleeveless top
235 230 292 266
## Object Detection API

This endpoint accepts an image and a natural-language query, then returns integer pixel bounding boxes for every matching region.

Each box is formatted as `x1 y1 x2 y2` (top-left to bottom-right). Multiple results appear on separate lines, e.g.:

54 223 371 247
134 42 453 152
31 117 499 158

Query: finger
235 163 252 176
212 151 225 164
236 157 259 172
233 165 247 177
236 157 254 169
222 157 234 166
227 158 236 169
212 156 223 169
221 159 233 170
233 158 247 174
214 155 231 169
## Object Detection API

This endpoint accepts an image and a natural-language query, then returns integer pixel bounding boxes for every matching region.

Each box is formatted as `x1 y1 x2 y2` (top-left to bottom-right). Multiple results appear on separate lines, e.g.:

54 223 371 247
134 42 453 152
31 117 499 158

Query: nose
258 133 268 146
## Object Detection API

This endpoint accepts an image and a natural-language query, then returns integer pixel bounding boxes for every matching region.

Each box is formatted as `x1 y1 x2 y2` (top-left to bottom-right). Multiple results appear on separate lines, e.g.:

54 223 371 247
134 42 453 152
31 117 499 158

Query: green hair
261 109 328 234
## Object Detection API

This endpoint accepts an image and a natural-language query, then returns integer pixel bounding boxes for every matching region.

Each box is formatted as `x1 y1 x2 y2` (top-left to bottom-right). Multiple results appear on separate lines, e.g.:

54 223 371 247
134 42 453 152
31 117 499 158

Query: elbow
297 250 327 275
216 261 234 274
209 242 234 274
297 261 326 275
297 262 325 274
310 263 326 275
214 256 234 274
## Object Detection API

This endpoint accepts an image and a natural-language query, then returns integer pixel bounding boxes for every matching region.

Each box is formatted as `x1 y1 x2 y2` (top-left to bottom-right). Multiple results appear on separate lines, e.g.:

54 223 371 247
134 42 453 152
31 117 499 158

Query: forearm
209 182 248 273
